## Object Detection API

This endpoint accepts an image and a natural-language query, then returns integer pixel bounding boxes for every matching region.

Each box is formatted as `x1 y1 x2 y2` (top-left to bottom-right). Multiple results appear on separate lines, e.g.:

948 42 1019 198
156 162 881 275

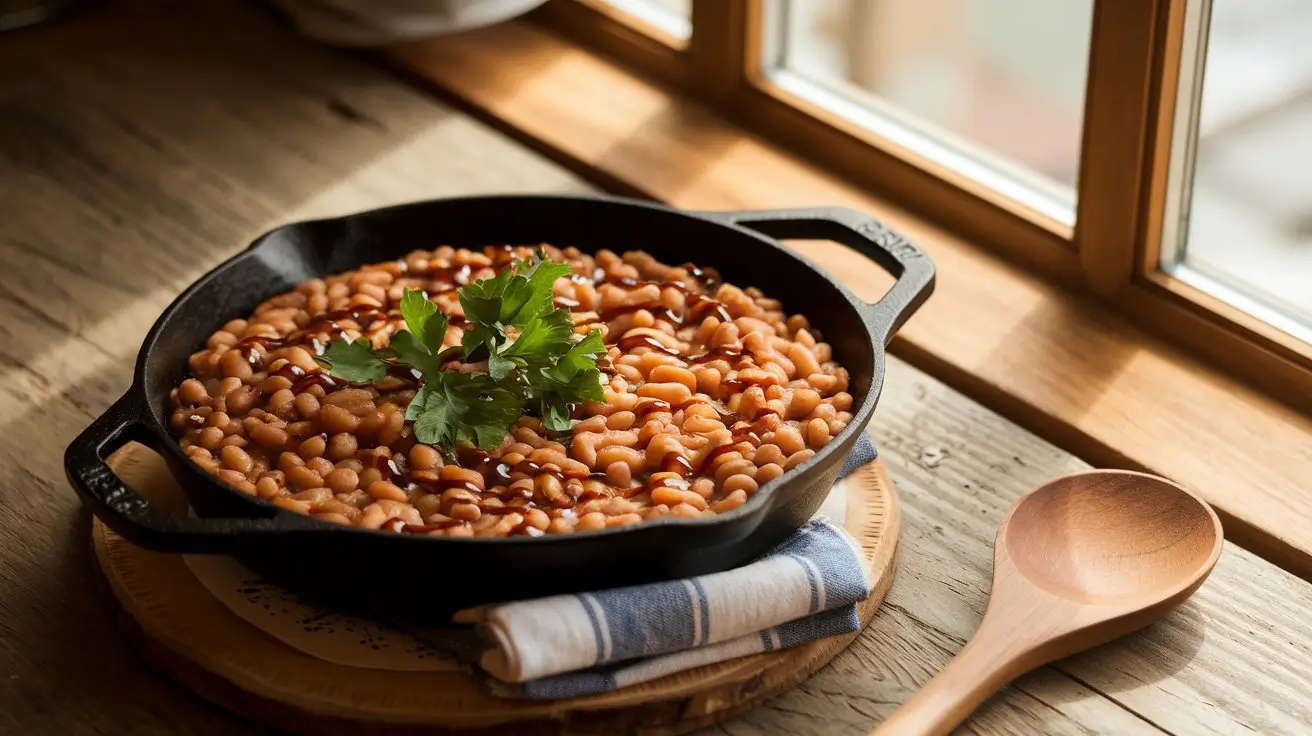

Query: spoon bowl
873 470 1223 736
1003 470 1222 606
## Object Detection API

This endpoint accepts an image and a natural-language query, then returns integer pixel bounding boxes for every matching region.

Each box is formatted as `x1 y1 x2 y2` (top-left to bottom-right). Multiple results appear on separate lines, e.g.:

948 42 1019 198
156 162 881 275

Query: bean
606 411 636 431
356 410 386 438
273 497 311 514
476 512 525 537
605 513 643 528
670 502 703 518
219 445 253 475
636 381 692 405
450 502 481 522
225 386 257 415
577 512 607 531
644 434 684 470
294 393 321 420
198 427 225 451
574 415 607 433
648 365 696 392
278 451 306 472
831 392 853 411
409 443 442 471
298 435 326 460
321 387 372 413
772 423 806 456
321 404 361 433
807 373 839 393
528 446 569 467
179 378 210 405
367 481 408 503
715 458 756 485
755 463 784 484
411 494 441 519
305 456 335 477
711 489 748 513
254 477 281 499
784 449 815 470
293 488 333 503
441 465 485 490
327 433 358 462
285 346 319 372
523 508 551 531
324 468 360 494
287 465 323 489
787 343 821 378
805 417 830 448
250 423 290 450
260 375 293 395
722 473 759 496
219 349 253 379
650 486 686 507
313 512 353 526
605 461 632 488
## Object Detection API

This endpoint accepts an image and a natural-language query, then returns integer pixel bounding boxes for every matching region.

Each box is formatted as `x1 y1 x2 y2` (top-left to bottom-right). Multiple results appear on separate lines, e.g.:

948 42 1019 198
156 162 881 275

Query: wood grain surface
2 2 1311 735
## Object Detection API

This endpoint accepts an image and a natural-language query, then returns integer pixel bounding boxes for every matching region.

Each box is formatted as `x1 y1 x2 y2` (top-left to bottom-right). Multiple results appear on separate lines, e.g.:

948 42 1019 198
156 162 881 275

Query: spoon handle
869 619 1029 736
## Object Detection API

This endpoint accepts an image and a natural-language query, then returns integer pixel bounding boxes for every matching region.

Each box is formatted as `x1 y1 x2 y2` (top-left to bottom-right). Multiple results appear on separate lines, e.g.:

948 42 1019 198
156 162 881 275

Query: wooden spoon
872 470 1223 736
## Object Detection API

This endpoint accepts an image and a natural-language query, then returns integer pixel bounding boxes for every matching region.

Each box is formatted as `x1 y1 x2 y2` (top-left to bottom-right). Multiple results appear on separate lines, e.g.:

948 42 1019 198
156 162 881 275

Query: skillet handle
64 392 313 554
695 207 935 346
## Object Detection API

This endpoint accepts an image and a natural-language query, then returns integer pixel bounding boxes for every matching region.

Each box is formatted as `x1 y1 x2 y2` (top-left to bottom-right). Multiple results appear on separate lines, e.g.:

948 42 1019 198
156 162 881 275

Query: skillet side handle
64 392 305 554
695 207 935 346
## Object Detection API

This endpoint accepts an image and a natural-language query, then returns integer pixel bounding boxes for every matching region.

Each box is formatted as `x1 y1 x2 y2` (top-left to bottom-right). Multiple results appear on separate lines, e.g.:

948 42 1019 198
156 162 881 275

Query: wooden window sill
385 20 1312 579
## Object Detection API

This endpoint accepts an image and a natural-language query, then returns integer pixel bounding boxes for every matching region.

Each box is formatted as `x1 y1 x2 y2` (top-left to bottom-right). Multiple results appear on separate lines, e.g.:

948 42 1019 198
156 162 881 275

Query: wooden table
2 3 1309 734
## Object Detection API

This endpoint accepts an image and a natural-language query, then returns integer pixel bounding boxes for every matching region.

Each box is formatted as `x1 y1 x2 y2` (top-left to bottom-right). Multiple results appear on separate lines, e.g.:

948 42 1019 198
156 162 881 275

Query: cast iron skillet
65 195 933 619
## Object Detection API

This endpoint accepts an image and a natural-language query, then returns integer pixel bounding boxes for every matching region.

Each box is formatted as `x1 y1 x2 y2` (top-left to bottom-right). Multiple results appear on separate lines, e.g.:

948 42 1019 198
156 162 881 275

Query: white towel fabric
462 435 878 699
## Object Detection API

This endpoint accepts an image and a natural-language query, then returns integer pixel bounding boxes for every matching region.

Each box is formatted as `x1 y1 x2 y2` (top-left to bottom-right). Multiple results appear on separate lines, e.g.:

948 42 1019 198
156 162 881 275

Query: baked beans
170 246 851 536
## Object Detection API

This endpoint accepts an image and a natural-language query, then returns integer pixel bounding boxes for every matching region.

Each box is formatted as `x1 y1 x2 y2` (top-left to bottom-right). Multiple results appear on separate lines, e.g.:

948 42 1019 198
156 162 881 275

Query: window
535 0 1312 407
1160 0 1312 343
598 0 691 41
764 0 1094 223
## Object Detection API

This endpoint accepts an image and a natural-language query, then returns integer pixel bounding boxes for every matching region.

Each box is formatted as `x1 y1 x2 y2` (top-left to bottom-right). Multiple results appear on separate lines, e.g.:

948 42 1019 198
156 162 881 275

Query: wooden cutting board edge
91 442 901 736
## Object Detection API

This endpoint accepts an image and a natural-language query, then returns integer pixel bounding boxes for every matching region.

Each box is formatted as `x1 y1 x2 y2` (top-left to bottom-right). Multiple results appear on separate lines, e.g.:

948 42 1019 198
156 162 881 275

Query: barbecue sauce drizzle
228 247 780 534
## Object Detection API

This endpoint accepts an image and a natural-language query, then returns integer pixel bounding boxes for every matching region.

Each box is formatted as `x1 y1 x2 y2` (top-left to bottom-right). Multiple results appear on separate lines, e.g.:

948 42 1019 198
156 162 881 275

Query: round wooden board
92 442 900 735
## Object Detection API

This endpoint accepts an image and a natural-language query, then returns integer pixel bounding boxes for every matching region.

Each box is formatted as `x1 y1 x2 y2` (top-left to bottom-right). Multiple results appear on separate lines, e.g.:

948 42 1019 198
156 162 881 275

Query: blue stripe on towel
841 434 877 478
690 577 711 647
786 553 823 613
522 669 618 700
593 580 695 662
780 524 872 606
580 594 608 665
775 604 861 649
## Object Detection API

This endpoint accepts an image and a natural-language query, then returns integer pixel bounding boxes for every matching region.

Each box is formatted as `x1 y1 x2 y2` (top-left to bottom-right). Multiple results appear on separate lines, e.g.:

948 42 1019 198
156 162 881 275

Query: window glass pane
599 0 690 40
1163 0 1312 340
765 0 1093 222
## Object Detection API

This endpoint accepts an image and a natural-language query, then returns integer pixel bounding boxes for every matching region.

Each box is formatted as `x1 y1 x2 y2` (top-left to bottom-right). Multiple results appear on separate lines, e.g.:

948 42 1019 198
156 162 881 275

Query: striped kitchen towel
465 433 877 699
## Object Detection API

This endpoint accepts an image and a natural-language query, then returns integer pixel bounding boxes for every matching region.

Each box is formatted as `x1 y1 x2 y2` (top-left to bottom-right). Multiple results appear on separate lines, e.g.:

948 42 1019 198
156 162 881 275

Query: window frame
531 0 1312 411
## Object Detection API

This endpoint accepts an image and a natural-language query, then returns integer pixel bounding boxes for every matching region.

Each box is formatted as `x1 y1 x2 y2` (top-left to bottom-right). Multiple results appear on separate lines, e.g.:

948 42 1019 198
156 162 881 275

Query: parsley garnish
314 250 606 451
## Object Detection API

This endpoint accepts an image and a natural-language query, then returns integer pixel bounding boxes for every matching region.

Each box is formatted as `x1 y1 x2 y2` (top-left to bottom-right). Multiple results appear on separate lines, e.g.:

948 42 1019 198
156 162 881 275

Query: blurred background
629 0 1312 332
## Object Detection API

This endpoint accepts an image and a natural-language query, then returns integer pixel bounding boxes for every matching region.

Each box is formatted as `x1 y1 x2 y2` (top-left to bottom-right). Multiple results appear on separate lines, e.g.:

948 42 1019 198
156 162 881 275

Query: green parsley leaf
400 289 448 353
457 268 515 326
524 329 608 431
318 253 605 453
315 337 388 383
409 371 525 450
502 308 576 361
389 329 441 380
